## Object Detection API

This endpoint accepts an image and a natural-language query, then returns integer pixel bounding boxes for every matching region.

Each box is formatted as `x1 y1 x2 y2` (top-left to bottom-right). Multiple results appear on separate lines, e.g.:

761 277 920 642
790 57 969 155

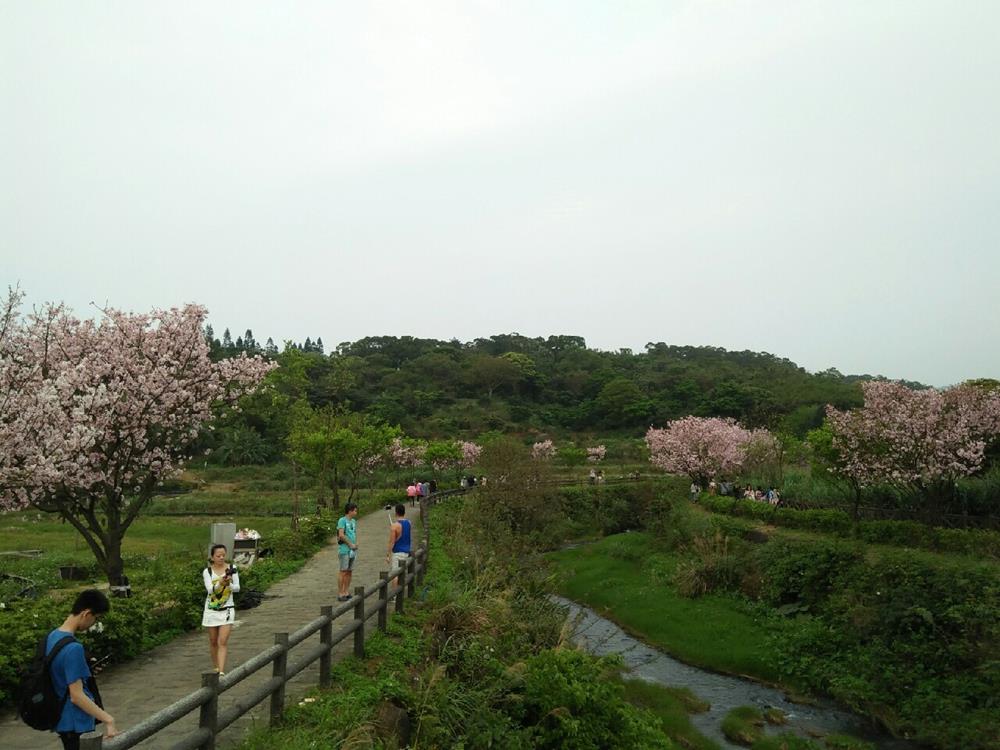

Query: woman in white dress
203 543 240 675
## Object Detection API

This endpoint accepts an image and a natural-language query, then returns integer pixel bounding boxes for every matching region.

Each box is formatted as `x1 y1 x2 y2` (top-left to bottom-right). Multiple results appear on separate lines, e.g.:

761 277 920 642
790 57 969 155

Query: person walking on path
385 503 412 573
406 482 418 507
47 589 118 749
202 544 240 675
337 503 359 601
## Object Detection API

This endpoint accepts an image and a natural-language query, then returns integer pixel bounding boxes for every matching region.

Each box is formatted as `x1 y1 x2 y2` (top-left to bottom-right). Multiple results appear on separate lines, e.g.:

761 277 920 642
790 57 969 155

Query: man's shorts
339 552 355 571
389 552 409 572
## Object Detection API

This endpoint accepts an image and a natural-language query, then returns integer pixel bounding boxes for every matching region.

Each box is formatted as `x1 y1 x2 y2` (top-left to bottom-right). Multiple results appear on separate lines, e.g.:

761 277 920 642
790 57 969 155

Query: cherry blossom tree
531 439 557 460
460 440 483 468
586 445 607 463
825 381 1000 513
0 293 274 589
645 416 753 487
385 437 427 487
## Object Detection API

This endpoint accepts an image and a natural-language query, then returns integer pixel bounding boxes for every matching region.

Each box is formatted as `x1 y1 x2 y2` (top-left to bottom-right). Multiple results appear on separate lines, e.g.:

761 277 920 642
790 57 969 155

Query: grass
547 531 790 684
721 705 766 745
620 678 720 750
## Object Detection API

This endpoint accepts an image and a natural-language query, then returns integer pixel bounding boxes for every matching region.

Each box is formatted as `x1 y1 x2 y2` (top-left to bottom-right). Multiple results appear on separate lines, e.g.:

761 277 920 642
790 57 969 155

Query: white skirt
202 604 235 627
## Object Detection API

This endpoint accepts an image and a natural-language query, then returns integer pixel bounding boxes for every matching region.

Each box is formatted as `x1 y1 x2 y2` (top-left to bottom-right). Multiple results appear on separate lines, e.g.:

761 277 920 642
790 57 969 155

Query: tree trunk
101 532 130 595
851 483 862 528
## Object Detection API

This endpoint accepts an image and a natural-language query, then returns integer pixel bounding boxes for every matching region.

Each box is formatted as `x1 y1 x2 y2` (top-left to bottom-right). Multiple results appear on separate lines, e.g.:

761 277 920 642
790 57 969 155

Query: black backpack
18 634 75 731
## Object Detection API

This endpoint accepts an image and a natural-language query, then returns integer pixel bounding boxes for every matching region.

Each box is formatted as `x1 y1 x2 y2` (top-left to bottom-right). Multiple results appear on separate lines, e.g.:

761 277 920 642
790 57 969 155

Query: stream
553 596 919 749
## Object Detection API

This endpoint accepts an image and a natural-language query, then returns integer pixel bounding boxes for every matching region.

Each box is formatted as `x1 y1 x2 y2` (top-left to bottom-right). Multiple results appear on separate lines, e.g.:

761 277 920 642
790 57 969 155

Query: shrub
674 531 745 598
754 539 864 608
514 649 672 749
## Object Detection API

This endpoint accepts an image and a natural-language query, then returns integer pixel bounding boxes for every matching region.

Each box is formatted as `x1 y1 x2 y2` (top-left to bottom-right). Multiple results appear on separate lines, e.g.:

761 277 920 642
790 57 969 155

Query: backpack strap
44 635 78 718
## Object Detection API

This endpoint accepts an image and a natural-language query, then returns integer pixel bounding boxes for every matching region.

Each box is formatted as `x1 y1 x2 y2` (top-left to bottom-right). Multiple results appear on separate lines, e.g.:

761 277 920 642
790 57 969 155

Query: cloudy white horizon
2 1 998 387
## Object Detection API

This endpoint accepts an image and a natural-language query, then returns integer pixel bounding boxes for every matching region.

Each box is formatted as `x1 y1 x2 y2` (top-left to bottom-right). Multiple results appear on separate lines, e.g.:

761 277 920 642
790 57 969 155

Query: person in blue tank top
386 503 412 573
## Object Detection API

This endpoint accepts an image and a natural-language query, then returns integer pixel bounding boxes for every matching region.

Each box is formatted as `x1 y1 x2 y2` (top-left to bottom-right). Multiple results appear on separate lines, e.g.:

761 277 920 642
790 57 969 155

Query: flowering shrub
531 440 556 460
586 445 607 463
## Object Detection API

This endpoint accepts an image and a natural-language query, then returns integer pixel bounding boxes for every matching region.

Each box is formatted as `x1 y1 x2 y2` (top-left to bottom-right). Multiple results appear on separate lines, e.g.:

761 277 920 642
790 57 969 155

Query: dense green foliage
549 492 1000 750
204 334 874 457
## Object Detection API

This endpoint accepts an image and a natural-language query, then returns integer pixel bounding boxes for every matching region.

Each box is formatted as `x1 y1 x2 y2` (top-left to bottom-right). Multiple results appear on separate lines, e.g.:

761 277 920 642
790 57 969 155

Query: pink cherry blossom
0 292 274 585
531 440 557 460
460 441 482 467
825 380 1000 496
645 416 755 485
586 445 607 463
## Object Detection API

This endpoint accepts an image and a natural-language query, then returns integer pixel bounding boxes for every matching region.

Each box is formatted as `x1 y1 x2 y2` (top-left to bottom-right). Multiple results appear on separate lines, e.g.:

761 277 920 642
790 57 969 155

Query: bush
762 543 1000 749
674 531 745 598
514 650 672 749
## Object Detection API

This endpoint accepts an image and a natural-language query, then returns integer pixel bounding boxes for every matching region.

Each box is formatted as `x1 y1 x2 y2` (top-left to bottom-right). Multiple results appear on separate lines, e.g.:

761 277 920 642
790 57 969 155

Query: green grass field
548 532 790 685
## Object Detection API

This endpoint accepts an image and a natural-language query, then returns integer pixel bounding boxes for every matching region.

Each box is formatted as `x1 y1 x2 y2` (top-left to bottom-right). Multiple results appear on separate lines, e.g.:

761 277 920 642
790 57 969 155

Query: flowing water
554 596 919 749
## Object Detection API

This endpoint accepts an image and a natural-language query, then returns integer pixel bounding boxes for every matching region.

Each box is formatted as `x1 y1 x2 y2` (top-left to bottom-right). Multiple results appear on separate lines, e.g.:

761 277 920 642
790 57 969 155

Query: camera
226 565 237 576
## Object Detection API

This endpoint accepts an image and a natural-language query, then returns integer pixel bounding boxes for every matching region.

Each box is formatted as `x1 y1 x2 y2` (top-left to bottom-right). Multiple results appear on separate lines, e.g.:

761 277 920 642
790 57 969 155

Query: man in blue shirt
48 589 117 749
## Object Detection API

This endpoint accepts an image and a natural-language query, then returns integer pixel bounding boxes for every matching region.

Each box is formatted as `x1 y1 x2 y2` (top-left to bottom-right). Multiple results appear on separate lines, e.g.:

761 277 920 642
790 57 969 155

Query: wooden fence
78 496 444 750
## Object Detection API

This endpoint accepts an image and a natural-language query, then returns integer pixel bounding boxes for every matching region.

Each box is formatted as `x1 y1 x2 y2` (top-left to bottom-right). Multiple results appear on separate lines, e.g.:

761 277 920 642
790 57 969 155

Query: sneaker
337 595 350 602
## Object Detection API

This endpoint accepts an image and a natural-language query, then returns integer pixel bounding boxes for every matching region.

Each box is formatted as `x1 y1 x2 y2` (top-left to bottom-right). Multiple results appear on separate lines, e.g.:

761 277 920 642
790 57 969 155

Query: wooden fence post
395 564 405 615
270 633 288 725
353 586 365 658
198 671 220 750
406 556 416 598
378 572 389 632
319 605 333 689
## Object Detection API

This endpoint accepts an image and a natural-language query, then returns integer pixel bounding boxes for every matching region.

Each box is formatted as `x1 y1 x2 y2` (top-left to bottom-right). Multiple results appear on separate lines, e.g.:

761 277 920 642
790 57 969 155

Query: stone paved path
1 506 421 750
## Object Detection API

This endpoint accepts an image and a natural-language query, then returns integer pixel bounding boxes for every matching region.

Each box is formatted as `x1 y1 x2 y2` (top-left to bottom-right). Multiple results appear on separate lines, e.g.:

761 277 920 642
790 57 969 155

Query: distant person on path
589 468 597 484
386 503 412 573
689 482 700 501
203 544 240 675
337 502 359 602
406 482 418 507
47 589 118 749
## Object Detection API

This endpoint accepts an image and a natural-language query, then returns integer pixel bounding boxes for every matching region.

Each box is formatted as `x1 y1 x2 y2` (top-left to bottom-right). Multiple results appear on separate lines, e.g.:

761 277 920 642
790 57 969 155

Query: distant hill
208 330 925 438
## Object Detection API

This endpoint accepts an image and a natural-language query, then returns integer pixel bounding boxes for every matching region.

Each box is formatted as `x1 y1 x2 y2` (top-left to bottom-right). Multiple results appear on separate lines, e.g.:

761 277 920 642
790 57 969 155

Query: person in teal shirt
337 502 359 602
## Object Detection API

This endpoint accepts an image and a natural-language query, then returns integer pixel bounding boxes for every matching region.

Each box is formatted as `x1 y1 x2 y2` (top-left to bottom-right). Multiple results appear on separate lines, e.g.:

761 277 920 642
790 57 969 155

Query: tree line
205 330 903 456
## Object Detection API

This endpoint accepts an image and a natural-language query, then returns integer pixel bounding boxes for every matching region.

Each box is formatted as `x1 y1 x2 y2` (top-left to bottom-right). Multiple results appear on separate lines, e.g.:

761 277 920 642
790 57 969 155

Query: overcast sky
2 1 998 387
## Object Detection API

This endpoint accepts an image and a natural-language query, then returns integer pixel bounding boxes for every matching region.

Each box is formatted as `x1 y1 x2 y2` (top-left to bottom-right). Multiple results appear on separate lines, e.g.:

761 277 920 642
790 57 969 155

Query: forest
204 327 914 451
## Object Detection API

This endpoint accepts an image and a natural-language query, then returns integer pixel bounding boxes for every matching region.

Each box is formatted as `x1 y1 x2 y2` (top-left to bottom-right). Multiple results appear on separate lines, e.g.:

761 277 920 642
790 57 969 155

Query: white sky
2 1 998 387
